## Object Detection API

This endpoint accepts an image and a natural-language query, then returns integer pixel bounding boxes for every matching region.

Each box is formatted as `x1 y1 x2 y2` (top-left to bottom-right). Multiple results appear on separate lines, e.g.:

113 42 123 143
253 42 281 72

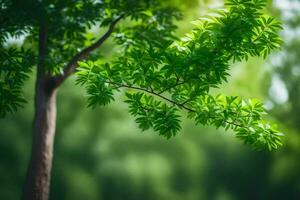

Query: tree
0 0 283 199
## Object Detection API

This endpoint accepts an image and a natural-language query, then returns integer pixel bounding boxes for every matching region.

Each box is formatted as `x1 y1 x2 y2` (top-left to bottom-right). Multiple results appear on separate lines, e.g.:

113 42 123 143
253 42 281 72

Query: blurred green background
1 0 300 199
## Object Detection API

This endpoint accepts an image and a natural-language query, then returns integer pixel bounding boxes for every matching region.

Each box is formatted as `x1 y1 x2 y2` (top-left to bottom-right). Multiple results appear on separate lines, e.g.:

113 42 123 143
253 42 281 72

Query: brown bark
22 21 56 200
22 79 57 200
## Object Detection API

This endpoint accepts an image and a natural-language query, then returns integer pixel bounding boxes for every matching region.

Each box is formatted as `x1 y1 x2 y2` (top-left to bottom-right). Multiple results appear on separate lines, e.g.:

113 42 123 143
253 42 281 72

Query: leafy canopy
0 0 283 150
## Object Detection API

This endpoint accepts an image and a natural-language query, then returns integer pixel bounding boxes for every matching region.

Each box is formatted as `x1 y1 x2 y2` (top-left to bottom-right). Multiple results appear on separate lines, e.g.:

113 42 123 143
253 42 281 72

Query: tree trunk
21 20 56 200
22 76 57 200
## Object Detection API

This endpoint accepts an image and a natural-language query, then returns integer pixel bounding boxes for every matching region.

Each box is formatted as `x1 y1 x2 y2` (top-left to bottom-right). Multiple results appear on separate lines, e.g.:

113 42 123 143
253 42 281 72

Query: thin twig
158 80 186 94
105 80 245 129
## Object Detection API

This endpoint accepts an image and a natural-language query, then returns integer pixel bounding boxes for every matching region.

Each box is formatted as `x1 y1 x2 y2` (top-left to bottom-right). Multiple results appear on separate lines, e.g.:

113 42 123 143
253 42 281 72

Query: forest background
1 0 300 199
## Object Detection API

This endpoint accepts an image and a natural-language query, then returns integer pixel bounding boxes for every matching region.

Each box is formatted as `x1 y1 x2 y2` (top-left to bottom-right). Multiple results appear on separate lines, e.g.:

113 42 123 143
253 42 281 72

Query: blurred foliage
1 0 300 200
267 1 300 130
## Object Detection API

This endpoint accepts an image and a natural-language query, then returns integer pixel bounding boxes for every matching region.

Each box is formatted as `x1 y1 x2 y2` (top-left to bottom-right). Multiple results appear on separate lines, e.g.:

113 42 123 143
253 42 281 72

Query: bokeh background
1 0 300 199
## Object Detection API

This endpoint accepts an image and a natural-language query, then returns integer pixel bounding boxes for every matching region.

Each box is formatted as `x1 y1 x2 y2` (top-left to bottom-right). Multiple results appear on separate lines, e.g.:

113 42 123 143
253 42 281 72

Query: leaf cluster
0 47 35 117
77 0 283 150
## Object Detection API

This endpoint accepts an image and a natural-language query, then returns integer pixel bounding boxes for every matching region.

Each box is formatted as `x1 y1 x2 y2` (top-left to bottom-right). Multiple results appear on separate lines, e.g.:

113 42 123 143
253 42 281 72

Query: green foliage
125 92 181 139
1 0 283 150
190 95 283 150
0 47 34 117
77 0 283 150
0 0 166 112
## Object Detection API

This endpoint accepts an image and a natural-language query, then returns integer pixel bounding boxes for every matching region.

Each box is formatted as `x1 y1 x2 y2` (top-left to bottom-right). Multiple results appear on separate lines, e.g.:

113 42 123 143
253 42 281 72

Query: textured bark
21 21 56 200
22 78 57 200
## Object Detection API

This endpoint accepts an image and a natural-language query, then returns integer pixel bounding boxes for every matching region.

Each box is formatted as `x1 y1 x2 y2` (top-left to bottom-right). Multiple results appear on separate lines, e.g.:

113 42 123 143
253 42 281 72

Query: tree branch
106 81 189 112
158 80 186 95
52 14 124 87
105 80 245 129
